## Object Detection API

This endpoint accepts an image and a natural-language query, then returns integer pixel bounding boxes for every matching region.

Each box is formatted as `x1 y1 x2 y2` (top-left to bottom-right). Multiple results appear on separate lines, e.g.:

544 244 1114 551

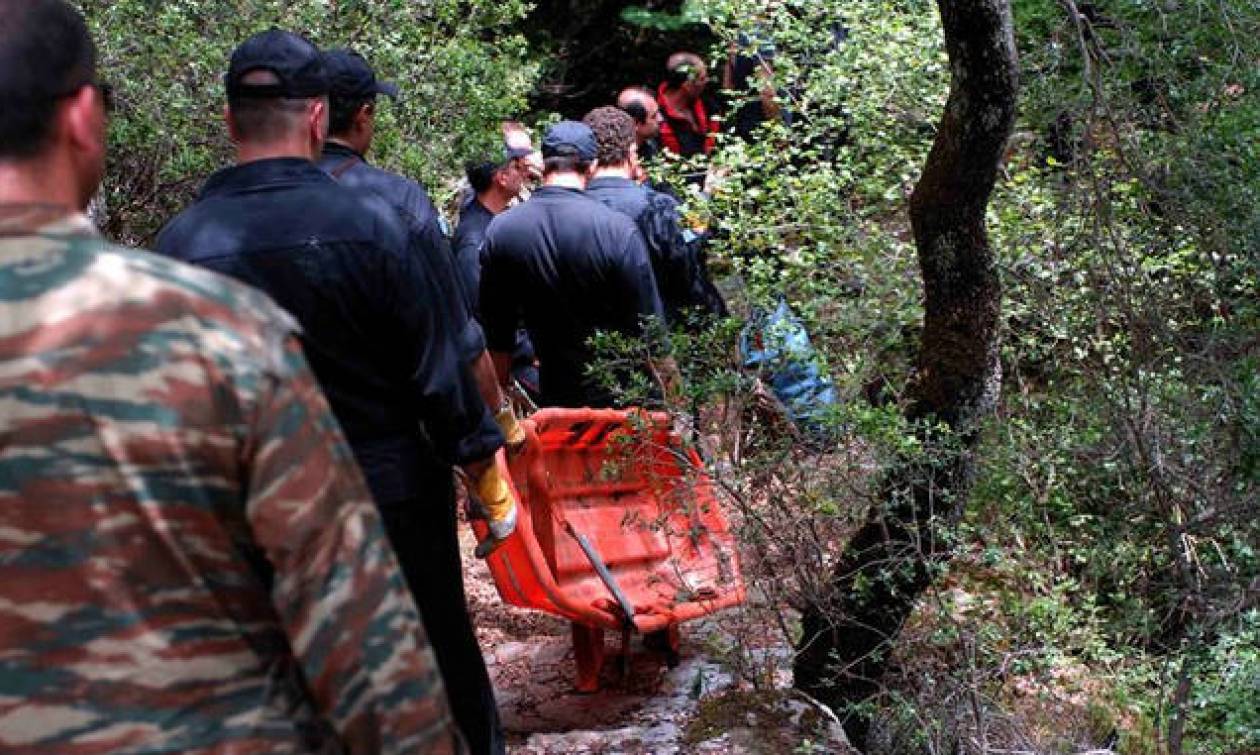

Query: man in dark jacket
317 49 522 443
455 149 539 398
311 47 522 755
155 31 514 755
583 106 726 329
479 121 671 408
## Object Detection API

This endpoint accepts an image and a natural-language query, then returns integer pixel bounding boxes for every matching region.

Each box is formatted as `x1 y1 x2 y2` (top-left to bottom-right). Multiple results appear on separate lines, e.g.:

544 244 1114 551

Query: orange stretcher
470 408 745 691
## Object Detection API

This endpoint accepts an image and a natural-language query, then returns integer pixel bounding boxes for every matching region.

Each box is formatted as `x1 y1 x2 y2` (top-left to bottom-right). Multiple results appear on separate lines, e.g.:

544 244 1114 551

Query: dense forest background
79 0 1257 751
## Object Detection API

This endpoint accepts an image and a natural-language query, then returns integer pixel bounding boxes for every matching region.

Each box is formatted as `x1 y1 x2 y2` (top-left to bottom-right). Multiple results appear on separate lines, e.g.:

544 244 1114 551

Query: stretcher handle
563 520 636 630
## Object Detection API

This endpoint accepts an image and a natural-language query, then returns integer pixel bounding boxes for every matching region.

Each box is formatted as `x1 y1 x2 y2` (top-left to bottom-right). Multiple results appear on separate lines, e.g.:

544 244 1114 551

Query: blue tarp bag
740 298 838 442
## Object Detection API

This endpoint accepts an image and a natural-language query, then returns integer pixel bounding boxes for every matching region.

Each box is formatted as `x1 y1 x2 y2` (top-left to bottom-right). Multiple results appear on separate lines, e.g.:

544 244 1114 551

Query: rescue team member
583 106 727 329
313 48 517 755
0 3 463 753
154 31 513 754
479 121 672 408
617 85 664 165
455 148 540 399
657 51 720 157
503 120 544 185
317 49 515 425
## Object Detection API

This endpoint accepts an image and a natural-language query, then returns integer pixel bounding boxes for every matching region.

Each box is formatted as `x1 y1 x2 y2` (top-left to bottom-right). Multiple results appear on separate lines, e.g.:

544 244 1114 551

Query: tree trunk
793 0 1018 747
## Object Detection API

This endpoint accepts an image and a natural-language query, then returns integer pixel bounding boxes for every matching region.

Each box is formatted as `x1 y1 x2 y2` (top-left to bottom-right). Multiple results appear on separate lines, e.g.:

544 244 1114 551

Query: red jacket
657 82 718 157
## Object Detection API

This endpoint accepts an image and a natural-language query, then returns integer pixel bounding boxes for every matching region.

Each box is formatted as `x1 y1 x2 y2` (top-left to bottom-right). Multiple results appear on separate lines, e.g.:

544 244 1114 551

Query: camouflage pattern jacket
0 205 465 755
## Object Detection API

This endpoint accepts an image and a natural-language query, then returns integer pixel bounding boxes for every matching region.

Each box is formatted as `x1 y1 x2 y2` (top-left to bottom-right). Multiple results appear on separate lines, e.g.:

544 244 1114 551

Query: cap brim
375 81 400 98
503 146 533 160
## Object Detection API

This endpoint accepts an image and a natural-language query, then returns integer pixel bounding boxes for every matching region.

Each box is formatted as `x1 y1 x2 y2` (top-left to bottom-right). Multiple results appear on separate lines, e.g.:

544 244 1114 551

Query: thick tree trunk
793 0 1018 747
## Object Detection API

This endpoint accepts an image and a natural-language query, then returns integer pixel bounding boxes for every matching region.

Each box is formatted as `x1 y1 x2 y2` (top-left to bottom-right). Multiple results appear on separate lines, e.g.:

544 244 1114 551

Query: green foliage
1186 618 1260 751
596 0 1260 749
620 0 706 32
79 0 537 244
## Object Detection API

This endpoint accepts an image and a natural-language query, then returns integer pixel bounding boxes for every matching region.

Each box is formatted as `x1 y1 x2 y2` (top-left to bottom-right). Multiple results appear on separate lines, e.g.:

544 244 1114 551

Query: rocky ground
458 527 852 755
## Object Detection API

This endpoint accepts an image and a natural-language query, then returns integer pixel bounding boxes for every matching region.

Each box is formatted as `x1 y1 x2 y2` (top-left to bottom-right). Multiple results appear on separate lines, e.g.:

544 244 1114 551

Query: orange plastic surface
470 408 745 637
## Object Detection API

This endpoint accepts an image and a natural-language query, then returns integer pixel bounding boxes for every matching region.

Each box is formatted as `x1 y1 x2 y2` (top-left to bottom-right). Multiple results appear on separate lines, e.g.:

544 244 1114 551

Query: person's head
324 48 398 155
464 143 532 206
583 106 636 170
616 86 661 144
539 121 599 184
224 29 330 161
0 0 110 210
502 121 543 182
664 52 708 100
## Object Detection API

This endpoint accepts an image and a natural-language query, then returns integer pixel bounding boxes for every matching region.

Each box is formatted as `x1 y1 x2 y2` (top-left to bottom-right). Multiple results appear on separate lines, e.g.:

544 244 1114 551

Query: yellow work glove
473 464 517 558
495 400 526 453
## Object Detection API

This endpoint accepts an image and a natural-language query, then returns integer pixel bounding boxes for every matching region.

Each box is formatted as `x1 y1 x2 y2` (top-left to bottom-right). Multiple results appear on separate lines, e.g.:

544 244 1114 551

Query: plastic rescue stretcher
470 408 745 691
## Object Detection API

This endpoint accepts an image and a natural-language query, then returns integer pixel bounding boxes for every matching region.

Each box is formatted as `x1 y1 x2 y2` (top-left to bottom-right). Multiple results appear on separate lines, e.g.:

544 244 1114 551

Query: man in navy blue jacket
454 148 539 398
583 106 727 329
156 31 514 755
480 121 672 408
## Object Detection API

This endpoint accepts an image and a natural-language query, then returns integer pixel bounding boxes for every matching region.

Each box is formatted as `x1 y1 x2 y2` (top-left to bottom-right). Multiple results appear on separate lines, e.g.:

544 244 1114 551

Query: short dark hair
622 101 648 125
328 94 372 136
227 70 316 143
543 155 592 176
465 161 500 194
664 52 704 90
583 106 636 167
0 0 97 160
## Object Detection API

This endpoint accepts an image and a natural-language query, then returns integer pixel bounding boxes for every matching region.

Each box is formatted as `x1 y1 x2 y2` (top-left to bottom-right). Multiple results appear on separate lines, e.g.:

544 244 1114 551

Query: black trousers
379 471 504 755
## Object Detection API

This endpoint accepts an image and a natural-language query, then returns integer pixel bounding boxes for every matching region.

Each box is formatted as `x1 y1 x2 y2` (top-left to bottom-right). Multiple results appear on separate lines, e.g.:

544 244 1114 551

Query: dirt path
460 526 728 753
459 528 850 754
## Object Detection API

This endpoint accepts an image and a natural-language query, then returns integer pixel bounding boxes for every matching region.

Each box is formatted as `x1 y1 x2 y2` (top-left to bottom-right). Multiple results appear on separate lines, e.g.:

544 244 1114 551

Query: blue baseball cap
323 48 399 99
541 121 598 161
226 29 328 99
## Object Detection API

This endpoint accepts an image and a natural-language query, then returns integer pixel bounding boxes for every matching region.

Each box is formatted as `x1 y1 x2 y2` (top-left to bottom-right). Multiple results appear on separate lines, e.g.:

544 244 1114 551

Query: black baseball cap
225 29 328 99
323 48 399 99
541 121 597 161
503 144 533 161
465 142 534 190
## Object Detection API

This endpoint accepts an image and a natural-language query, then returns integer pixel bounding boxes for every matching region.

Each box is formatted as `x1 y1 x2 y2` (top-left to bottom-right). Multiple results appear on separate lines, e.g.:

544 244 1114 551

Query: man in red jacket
657 51 719 157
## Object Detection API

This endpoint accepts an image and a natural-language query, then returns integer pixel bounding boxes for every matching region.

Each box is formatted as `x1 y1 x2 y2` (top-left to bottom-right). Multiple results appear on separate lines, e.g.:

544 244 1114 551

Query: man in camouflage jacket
0 2 464 752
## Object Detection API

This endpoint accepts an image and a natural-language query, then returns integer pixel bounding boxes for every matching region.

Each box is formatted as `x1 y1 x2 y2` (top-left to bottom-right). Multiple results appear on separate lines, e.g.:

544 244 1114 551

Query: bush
79 0 538 245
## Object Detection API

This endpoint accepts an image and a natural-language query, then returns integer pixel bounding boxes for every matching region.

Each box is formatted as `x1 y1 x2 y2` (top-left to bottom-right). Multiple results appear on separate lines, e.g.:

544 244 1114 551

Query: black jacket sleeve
378 225 503 466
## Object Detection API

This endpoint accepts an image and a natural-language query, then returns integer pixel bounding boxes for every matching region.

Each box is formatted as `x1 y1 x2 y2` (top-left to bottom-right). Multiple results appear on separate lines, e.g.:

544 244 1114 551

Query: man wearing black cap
313 46 514 755
155 31 516 755
318 48 516 423
479 121 670 408
318 50 523 418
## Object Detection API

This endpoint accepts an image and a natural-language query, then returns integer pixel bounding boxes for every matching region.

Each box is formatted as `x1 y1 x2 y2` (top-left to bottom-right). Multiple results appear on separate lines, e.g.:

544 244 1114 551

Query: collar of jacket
198 157 334 200
322 140 368 163
656 81 711 128
532 185 586 198
0 204 97 238
587 176 639 191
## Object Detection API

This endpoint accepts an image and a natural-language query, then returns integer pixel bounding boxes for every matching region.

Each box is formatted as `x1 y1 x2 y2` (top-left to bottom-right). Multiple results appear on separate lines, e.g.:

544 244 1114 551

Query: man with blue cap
479 120 671 408
156 30 518 754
